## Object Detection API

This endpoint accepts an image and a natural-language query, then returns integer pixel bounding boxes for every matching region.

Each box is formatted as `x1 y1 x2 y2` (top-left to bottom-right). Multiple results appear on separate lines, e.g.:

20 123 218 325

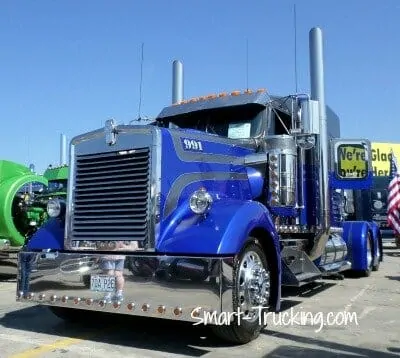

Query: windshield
163 104 265 139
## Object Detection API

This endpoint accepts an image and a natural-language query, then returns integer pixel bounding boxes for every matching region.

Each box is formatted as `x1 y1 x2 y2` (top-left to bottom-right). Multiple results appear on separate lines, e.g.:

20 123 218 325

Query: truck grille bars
71 147 150 243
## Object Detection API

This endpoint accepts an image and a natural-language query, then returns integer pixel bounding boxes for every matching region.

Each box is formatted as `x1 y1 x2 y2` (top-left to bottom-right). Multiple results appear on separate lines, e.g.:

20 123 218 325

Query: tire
211 239 271 344
361 232 374 277
127 257 157 277
372 236 381 272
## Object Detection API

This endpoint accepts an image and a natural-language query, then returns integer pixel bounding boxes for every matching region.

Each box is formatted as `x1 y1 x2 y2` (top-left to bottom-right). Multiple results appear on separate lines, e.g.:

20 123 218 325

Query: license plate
90 275 115 292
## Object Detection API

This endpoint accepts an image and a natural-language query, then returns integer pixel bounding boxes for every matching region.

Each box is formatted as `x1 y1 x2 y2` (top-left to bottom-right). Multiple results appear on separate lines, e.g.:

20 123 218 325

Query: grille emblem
105 119 117 145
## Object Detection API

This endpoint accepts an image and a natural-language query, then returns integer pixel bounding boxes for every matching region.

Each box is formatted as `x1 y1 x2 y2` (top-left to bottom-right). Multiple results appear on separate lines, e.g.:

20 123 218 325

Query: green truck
0 161 68 275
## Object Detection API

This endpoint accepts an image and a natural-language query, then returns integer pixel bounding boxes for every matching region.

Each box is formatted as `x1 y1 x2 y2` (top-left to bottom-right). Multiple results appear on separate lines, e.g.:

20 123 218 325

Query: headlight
47 198 65 218
189 188 213 215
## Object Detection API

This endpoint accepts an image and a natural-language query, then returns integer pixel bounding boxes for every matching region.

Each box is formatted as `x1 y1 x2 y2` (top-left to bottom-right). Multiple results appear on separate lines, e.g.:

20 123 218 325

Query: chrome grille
71 147 150 241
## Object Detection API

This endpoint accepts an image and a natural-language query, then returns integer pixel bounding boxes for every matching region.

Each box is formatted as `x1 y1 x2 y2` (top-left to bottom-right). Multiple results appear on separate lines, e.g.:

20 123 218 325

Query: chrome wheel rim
237 250 270 322
376 242 381 262
366 236 372 268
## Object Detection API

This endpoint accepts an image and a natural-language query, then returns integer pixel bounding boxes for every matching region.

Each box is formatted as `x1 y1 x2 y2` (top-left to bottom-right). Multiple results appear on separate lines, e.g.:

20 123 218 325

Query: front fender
26 218 64 250
157 199 280 255
157 198 281 312
342 221 373 271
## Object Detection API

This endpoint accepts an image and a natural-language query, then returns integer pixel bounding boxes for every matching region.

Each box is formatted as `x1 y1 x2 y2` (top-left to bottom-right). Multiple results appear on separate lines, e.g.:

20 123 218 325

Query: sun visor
156 90 269 120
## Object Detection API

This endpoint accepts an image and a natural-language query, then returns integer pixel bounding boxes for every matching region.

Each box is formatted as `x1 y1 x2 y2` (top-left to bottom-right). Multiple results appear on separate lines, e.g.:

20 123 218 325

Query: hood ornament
105 119 117 145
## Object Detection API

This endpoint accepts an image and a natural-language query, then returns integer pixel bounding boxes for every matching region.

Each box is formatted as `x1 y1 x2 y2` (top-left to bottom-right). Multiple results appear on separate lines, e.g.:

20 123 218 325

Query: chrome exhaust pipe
172 60 184 104
308 27 331 261
60 133 67 166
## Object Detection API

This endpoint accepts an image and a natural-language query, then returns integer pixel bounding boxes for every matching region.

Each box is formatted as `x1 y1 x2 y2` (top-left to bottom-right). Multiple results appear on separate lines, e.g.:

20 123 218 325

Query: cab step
281 247 322 287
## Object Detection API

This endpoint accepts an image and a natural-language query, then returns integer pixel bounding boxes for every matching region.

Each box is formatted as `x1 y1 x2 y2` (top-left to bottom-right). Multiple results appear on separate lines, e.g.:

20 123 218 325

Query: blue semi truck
16 27 382 344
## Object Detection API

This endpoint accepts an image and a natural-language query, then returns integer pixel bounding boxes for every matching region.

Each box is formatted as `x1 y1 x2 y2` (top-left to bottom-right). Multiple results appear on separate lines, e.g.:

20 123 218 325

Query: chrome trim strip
163 172 248 218
65 139 76 248
169 130 252 164
17 252 234 322
148 128 162 249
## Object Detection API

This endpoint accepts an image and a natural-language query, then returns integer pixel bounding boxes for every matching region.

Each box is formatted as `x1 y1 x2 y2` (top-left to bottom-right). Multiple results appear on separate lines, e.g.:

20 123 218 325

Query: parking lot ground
0 246 398 358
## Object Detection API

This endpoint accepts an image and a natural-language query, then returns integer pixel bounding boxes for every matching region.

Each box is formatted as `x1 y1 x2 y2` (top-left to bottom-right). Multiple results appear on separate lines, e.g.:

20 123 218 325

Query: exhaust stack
172 60 184 104
308 27 331 260
60 133 67 166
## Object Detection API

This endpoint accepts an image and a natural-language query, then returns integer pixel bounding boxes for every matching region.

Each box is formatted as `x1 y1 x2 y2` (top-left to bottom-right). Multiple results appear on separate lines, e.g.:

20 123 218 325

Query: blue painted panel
158 129 255 239
342 221 370 270
330 171 373 190
26 218 64 250
157 199 280 255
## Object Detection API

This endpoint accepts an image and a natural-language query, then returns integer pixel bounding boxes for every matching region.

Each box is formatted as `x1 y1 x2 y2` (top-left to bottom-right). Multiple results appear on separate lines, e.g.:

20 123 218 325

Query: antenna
293 3 298 93
137 42 144 121
246 38 249 91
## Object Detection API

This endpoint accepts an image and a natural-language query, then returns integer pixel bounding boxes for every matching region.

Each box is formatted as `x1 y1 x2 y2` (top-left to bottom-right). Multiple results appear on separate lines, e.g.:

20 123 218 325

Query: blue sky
1 0 399 173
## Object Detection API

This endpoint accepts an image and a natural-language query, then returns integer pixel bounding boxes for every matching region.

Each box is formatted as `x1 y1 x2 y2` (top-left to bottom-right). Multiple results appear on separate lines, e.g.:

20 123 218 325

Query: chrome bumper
16 251 234 322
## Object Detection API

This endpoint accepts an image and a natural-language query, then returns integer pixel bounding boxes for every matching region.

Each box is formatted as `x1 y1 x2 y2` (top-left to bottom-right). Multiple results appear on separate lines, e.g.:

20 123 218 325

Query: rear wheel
372 236 381 271
361 232 374 277
211 240 271 344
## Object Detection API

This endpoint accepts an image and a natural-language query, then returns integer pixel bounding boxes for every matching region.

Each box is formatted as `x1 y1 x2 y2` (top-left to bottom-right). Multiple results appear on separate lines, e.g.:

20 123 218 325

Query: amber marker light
157 305 166 314
173 307 183 316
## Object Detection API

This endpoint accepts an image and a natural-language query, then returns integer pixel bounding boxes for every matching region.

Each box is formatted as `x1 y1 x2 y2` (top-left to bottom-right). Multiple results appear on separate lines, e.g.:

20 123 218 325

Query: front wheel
211 240 271 344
